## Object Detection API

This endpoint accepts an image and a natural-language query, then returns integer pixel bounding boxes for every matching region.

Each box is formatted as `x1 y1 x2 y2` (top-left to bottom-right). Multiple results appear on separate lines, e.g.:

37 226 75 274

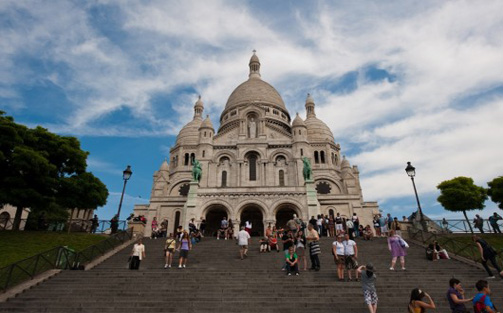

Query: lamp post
405 162 427 232
116 165 133 220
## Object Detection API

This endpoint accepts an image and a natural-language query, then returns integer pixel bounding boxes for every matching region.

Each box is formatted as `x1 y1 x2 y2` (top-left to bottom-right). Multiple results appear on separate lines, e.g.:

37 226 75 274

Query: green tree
437 176 487 233
487 176 503 209
0 111 108 230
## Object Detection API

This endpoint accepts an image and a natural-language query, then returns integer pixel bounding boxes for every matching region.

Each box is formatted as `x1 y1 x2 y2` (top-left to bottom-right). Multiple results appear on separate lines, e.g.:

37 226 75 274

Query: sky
1 0 503 222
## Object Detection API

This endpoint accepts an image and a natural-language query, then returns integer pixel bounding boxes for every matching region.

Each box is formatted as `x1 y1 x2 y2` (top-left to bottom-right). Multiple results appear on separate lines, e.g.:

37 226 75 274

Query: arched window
331 152 335 164
248 154 258 181
202 150 205 158
175 155 178 167
329 209 334 217
0 212 11 229
184 153 189 166
221 171 227 187
279 170 285 186
314 151 319 164
300 148 303 156
190 153 195 164
299 130 301 135
320 151 325 164
204 131 207 137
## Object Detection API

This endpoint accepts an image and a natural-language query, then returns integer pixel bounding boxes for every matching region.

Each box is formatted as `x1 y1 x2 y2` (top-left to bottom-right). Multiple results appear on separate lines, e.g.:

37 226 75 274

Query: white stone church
134 53 379 237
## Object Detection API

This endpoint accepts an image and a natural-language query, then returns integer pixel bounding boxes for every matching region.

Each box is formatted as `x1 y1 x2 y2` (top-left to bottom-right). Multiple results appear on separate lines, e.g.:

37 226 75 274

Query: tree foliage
0 111 109 230
487 176 503 209
437 176 487 233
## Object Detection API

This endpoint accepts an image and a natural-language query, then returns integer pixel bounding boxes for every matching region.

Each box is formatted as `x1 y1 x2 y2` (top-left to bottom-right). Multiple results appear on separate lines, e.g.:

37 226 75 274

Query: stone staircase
1 235 502 312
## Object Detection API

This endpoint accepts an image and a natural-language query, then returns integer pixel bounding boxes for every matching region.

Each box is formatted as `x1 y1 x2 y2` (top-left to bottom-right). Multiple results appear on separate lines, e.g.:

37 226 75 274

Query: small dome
250 52 260 64
341 156 351 169
305 116 334 142
199 115 214 130
176 117 203 146
292 113 306 128
160 159 169 171
306 93 315 105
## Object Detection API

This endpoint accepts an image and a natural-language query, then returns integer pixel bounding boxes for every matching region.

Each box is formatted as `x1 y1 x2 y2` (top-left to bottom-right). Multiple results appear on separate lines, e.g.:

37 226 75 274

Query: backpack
473 294 487 313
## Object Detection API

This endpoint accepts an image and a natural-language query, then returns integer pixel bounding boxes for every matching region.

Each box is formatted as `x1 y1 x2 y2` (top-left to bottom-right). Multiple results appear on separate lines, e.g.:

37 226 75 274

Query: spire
160 158 169 171
305 93 316 118
249 50 261 79
194 95 204 119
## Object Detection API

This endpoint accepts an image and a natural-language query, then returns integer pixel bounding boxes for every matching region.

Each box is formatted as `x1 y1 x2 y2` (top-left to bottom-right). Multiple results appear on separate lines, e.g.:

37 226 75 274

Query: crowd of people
124 212 502 312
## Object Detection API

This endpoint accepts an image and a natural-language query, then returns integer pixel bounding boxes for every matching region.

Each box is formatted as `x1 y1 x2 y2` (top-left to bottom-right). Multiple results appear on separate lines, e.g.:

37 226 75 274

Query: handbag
399 237 409 248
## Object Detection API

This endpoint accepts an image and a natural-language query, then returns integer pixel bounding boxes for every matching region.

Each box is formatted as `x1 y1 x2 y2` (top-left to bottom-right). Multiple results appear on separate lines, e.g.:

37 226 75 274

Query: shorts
345 255 358 269
166 248 175 254
363 290 378 305
334 255 345 265
240 245 248 249
336 224 343 231
179 249 189 258
380 226 388 233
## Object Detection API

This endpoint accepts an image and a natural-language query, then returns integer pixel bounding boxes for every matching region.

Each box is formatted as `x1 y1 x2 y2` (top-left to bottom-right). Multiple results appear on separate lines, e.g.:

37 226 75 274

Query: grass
428 234 503 261
0 231 107 268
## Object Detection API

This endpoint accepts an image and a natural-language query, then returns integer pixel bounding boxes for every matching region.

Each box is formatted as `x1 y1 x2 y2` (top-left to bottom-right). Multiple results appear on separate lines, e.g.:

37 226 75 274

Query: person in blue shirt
472 280 499 313
488 212 502 234
378 214 387 237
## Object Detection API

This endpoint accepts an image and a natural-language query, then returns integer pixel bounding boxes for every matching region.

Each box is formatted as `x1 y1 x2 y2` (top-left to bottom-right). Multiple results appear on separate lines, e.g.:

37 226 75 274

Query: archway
240 205 264 237
275 204 299 230
205 205 228 237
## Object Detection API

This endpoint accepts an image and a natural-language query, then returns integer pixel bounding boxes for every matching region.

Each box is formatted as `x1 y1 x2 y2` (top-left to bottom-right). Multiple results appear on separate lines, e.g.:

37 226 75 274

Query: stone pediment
214 128 239 145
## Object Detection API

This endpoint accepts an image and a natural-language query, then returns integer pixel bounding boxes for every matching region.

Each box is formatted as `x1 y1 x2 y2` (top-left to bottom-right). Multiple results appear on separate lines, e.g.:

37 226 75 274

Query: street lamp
405 162 427 232
116 165 133 220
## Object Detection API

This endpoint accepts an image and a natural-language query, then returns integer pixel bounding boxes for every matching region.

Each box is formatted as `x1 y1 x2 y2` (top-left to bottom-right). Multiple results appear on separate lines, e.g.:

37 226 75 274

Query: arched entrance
275 204 299 230
205 205 228 237
240 205 264 236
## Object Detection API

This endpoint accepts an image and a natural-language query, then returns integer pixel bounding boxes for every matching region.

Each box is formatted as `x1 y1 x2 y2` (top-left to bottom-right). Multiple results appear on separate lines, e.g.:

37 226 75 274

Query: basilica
134 53 379 237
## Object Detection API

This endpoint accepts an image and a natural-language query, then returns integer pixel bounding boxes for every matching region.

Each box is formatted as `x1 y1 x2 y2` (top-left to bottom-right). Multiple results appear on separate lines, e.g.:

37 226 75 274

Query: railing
429 219 503 234
93 220 128 234
407 227 503 270
0 229 133 292
0 218 128 233
72 229 133 267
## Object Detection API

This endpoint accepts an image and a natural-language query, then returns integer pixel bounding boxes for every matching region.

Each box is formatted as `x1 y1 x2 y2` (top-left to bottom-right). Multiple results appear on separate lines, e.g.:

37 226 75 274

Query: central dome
225 78 286 111
223 52 287 114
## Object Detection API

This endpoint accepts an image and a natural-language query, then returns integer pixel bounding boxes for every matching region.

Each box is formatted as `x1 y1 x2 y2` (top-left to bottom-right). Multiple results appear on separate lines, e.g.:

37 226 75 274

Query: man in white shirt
237 226 251 260
343 233 359 281
130 238 146 270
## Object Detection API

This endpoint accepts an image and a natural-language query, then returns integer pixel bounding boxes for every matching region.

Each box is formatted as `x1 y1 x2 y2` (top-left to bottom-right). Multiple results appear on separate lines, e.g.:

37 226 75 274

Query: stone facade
134 53 379 237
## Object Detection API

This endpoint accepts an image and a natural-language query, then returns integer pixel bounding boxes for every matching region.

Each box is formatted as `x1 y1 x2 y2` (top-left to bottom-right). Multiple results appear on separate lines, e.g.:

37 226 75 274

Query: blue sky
1 0 503 221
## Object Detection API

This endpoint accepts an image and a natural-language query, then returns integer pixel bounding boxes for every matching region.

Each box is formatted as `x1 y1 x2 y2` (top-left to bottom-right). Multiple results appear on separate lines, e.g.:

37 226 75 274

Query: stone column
183 181 200 229
305 179 320 220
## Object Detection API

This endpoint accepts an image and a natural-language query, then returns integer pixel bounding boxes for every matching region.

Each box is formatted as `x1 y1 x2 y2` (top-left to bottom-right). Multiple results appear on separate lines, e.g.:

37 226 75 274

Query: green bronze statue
192 159 202 182
302 157 312 181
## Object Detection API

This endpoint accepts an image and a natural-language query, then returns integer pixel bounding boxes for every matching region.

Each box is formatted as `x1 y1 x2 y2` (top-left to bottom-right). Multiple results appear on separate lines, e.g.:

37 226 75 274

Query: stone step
1 236 501 313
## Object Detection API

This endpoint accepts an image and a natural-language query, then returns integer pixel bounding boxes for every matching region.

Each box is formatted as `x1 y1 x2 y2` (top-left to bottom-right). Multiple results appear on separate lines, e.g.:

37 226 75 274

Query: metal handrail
0 229 133 292
407 227 503 270
429 219 503 234
0 218 128 233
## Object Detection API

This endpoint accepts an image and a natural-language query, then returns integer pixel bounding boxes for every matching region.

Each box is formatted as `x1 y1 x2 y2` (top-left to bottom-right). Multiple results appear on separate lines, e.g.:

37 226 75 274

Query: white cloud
2 0 503 218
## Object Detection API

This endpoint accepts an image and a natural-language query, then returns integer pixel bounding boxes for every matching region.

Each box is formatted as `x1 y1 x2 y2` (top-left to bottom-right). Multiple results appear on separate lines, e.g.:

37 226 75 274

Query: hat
366 263 374 271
